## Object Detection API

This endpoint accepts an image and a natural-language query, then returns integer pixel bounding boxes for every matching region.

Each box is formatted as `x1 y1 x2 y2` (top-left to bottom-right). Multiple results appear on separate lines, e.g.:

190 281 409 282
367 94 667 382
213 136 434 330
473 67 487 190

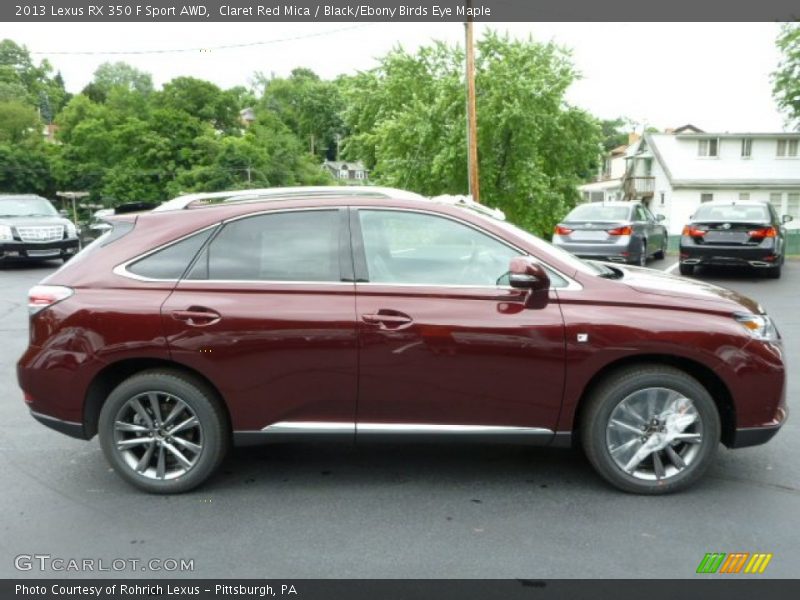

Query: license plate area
27 249 61 257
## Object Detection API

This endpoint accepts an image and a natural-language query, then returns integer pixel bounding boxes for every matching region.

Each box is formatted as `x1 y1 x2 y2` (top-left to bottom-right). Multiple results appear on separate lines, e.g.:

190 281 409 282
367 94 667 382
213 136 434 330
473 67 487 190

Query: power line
30 24 373 56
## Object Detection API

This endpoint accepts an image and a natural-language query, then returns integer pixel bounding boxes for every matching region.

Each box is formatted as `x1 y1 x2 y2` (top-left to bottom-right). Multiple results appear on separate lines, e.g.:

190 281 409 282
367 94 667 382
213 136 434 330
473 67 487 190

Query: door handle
171 307 221 327
362 310 413 329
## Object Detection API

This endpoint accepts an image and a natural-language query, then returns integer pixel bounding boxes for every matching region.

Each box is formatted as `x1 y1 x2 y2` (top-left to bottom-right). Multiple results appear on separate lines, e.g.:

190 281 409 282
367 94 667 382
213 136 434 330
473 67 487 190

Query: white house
578 134 639 203
322 160 369 182
622 127 800 234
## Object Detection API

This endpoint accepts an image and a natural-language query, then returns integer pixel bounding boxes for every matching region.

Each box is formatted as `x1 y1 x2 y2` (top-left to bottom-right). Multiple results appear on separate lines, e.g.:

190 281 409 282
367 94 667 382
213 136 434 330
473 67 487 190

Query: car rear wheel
630 241 647 266
679 263 694 276
580 365 720 494
98 369 228 494
654 239 667 260
765 264 782 279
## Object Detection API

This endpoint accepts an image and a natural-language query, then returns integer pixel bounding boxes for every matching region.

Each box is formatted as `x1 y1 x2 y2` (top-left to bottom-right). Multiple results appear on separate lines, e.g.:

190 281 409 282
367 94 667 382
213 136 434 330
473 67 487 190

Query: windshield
565 204 631 222
491 218 604 277
0 196 58 217
693 204 769 222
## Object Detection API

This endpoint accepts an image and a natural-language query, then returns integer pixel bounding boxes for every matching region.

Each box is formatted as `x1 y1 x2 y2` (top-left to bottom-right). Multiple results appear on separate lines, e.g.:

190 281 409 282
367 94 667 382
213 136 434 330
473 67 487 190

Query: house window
739 192 750 201
698 138 719 157
788 193 800 219
769 192 783 213
777 139 799 157
740 138 752 158
339 169 348 179
700 193 714 203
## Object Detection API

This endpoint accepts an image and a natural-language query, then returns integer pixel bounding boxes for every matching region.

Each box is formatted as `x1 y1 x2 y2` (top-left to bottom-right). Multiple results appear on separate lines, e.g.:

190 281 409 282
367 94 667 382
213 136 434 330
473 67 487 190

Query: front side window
358 210 519 287
187 210 341 282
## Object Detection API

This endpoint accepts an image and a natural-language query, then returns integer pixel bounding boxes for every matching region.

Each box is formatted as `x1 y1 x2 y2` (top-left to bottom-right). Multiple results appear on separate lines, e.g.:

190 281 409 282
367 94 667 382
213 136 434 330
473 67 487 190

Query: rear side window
127 228 213 280
187 210 340 282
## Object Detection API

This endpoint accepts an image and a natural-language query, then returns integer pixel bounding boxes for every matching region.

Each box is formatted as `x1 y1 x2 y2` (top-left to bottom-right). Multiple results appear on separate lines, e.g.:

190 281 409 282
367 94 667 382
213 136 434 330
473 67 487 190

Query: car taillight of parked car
554 225 573 235
748 227 777 240
682 226 707 237
28 285 73 316
606 225 632 236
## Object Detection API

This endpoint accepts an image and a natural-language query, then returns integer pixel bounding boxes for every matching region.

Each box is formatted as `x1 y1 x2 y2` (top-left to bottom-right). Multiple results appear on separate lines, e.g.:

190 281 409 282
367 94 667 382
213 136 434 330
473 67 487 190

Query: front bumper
730 406 788 448
0 238 79 261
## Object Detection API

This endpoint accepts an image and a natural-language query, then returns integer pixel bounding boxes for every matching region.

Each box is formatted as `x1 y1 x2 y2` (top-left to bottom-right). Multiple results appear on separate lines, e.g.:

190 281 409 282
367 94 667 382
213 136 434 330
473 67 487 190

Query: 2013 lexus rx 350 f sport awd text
17 188 787 494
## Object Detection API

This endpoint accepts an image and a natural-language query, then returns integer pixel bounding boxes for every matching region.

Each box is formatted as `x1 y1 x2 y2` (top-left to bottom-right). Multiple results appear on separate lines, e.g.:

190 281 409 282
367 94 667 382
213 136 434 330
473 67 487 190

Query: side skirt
233 421 557 447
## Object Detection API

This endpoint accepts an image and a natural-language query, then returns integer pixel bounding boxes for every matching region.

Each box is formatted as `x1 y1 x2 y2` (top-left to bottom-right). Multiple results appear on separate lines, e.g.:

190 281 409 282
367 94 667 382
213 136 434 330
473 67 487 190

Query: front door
351 208 566 440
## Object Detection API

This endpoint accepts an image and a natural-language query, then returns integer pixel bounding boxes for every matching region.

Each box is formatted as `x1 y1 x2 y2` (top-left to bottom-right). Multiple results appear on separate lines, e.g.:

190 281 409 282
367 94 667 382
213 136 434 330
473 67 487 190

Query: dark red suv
17 188 787 494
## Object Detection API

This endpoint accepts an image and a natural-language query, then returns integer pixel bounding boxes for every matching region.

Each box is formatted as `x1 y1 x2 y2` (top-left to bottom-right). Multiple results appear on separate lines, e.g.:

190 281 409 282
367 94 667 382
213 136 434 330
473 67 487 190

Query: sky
4 21 790 132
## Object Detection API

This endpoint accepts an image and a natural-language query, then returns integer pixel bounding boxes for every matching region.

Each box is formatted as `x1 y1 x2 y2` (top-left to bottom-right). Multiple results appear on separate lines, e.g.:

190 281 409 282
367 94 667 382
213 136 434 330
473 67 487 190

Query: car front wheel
580 365 720 494
98 369 228 493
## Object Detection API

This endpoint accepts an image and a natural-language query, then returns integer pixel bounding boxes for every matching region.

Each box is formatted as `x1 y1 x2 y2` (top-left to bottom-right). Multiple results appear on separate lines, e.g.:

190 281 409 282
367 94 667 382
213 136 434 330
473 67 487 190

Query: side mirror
782 214 793 224
508 256 550 292
656 214 666 222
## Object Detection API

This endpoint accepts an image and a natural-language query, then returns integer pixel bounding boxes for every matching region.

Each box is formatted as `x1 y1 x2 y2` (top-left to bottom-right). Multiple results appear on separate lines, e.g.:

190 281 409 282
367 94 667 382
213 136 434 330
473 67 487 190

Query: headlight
65 222 77 238
0 224 12 241
734 313 779 341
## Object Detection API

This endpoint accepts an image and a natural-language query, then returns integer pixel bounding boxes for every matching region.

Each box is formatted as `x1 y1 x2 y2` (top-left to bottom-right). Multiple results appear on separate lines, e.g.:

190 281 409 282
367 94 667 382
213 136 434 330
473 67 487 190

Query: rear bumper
0 238 79 261
729 407 788 448
680 239 780 268
552 236 636 262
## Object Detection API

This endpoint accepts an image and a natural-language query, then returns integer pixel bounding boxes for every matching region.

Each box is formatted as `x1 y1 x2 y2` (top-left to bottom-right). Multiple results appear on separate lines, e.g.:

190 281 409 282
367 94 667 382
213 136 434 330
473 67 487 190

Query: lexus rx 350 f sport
17 190 787 494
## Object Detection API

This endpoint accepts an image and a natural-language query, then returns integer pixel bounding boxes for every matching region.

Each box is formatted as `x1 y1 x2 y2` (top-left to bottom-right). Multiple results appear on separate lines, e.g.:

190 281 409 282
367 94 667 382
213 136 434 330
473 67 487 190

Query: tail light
554 225 573 235
682 225 707 237
748 227 777 240
607 225 632 236
28 285 73 316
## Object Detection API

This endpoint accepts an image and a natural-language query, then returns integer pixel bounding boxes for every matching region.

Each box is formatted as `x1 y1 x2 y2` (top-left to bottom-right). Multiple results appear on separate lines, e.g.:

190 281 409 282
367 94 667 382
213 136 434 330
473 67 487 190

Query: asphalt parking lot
0 256 797 579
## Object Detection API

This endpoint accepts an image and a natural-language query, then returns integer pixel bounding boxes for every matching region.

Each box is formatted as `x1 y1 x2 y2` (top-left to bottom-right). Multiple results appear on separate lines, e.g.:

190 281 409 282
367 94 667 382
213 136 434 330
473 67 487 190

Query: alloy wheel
605 387 703 481
112 391 204 480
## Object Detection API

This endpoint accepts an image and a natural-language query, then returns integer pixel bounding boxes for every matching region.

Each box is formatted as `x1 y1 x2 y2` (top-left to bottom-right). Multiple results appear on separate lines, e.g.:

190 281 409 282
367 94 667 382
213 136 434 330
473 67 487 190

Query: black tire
679 263 694 276
580 365 720 495
98 369 228 493
629 240 647 266
654 239 667 260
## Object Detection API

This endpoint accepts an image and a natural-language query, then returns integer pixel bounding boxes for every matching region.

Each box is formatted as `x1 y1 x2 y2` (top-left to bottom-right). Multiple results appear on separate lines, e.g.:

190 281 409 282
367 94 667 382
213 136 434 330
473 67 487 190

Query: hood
614 265 762 315
0 215 72 228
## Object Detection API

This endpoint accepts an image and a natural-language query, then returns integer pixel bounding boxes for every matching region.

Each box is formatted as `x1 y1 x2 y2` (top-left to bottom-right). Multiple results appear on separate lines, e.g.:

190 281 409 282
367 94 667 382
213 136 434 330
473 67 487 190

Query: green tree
83 61 153 103
341 32 602 236
0 100 40 143
257 68 344 160
0 143 57 195
773 23 800 130
0 39 69 118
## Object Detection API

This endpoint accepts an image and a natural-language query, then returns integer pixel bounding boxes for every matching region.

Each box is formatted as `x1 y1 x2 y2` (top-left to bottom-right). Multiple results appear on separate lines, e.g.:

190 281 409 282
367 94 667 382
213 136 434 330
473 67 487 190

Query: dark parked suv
0 194 80 263
17 188 787 494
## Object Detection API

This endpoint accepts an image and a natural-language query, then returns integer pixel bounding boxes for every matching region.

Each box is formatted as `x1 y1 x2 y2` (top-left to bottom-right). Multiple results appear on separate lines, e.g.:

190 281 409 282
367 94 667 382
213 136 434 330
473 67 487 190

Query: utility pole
464 0 480 203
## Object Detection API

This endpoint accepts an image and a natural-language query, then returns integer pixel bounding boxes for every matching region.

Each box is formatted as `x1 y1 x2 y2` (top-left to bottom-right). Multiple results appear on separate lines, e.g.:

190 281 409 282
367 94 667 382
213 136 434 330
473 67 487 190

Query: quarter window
127 228 213 280
187 210 341 281
358 210 519 287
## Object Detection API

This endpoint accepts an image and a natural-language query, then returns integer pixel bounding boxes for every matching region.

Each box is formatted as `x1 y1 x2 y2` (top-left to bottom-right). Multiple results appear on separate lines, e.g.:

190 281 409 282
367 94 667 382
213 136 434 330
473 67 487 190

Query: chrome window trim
113 205 583 291
354 206 582 292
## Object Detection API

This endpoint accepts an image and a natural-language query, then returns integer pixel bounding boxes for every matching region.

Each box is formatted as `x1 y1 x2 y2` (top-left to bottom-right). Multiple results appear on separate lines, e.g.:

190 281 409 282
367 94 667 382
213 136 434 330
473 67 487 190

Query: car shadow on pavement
209 443 599 493
0 260 62 271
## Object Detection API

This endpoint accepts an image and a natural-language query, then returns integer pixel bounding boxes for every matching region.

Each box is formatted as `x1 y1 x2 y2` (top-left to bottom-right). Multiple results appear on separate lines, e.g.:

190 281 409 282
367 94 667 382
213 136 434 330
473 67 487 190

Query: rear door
160 208 359 436
351 208 566 440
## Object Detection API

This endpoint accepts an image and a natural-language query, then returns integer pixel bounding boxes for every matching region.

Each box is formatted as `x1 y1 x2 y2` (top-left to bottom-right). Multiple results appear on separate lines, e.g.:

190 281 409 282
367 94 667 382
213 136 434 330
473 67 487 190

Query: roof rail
430 194 506 221
153 186 426 212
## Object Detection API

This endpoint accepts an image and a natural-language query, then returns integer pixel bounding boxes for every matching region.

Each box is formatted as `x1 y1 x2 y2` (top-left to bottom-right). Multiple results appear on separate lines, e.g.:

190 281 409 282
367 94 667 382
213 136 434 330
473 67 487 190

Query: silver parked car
552 201 668 266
